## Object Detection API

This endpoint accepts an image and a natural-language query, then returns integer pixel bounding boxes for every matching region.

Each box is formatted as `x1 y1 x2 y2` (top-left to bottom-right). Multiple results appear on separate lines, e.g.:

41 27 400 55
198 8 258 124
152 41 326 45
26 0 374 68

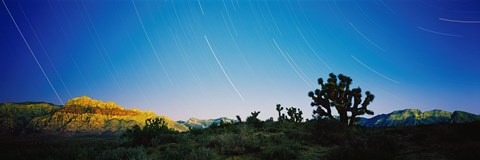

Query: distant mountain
0 102 61 134
177 117 236 129
4 98 479 134
0 96 187 136
359 109 480 127
450 111 480 123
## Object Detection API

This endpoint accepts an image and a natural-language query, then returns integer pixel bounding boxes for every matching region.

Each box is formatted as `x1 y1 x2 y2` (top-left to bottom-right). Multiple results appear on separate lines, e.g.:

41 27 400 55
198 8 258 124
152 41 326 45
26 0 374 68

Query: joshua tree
276 104 303 123
236 115 242 123
286 107 303 123
276 104 284 121
246 111 262 127
295 108 303 123
308 73 375 126
124 118 176 146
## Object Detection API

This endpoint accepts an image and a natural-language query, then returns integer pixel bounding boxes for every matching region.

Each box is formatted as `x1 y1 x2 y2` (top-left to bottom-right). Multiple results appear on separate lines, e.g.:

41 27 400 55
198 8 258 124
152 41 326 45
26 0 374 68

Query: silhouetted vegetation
236 115 242 123
246 111 263 128
2 107 480 160
1 74 480 159
124 118 179 147
309 73 375 126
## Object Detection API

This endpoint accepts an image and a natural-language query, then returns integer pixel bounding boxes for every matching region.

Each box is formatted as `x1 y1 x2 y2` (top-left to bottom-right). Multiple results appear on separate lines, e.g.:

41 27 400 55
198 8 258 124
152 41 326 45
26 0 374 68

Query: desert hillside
0 96 187 136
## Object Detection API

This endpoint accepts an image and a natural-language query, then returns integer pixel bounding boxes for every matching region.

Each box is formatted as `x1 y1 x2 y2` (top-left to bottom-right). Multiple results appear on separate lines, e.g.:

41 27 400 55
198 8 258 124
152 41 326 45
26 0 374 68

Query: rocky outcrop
1 96 188 136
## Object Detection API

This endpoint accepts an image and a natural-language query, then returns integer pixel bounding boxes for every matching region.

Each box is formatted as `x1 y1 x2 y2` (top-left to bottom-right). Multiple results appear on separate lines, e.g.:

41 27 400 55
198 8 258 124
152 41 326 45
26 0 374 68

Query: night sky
1 0 479 120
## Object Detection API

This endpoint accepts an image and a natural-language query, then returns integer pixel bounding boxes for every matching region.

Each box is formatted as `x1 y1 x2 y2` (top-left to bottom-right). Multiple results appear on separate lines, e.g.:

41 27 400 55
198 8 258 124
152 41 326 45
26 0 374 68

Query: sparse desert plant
236 115 242 123
266 117 274 123
276 104 303 123
276 104 285 122
286 106 304 123
246 111 263 128
308 73 375 126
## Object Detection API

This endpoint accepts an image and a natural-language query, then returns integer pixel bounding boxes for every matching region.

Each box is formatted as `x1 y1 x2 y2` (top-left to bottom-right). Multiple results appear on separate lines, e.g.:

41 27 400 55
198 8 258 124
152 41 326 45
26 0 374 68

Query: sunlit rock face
0 96 187 136
31 96 188 136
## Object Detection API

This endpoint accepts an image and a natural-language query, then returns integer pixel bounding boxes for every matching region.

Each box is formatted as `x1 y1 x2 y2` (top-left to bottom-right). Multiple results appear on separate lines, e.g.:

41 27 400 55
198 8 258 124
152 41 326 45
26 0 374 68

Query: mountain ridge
0 96 187 136
177 117 236 129
2 97 480 134
358 108 480 127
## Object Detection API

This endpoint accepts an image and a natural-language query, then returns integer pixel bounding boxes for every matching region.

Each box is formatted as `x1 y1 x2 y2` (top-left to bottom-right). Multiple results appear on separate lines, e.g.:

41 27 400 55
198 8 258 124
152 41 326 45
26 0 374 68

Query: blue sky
1 0 479 120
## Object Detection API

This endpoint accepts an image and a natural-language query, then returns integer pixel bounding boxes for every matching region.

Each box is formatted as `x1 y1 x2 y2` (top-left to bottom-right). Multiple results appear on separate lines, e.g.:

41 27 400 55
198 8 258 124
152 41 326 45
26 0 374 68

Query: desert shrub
262 120 279 133
186 147 217 160
96 146 148 160
200 120 244 135
365 133 400 159
260 134 301 160
151 142 217 160
188 127 204 136
123 118 178 146
0 135 117 160
246 111 263 128
325 131 399 160
150 133 179 146
262 145 299 160
160 143 192 160
214 132 259 155
156 143 190 160
209 119 233 129
305 119 348 145
266 117 274 123
216 133 247 155
280 121 308 141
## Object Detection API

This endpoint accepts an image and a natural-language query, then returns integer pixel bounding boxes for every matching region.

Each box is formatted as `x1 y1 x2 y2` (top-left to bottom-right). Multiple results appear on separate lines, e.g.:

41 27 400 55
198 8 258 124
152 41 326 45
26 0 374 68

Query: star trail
1 0 479 120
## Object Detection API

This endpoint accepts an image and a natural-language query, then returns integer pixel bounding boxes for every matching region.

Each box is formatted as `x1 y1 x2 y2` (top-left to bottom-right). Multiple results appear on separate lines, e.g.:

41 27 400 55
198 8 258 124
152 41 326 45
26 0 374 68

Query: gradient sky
1 0 479 120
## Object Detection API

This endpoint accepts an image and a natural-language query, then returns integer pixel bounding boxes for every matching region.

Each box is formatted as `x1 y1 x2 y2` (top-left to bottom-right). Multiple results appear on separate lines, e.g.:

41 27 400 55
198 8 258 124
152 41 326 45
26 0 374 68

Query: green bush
186 147 217 160
214 132 259 156
149 142 217 160
261 134 301 160
262 145 299 160
217 133 247 155
155 143 189 160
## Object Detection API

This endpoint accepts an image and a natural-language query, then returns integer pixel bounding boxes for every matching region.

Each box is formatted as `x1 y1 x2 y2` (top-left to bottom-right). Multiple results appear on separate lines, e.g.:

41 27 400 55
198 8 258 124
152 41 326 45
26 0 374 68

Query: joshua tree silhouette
308 73 375 126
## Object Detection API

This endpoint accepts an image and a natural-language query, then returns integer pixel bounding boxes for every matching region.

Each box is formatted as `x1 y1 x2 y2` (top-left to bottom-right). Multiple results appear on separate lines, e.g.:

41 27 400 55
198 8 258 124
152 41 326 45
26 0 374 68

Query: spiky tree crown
308 73 375 126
